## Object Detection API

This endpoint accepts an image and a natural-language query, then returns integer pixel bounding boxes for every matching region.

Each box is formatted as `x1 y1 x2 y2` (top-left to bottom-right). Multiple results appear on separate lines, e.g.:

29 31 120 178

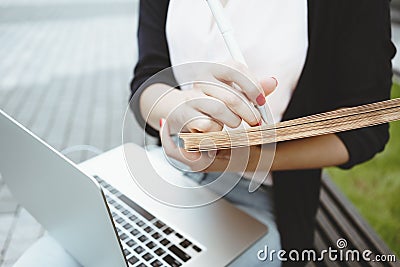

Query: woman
131 0 395 266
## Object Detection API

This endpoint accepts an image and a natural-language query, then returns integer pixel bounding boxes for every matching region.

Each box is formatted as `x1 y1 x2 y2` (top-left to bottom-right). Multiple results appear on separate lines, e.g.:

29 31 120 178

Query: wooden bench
307 174 398 267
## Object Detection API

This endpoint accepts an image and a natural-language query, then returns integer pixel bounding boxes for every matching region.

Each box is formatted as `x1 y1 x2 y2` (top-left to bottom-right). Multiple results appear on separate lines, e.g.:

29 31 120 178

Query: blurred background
0 0 141 265
0 0 399 266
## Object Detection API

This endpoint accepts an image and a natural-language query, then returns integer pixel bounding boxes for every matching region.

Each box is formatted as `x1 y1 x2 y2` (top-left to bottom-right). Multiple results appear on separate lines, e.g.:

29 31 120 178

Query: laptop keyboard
93 176 203 267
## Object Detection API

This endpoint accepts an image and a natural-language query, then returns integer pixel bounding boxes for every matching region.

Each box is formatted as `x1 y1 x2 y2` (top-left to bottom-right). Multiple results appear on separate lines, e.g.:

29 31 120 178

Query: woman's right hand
139 62 278 135
165 84 261 134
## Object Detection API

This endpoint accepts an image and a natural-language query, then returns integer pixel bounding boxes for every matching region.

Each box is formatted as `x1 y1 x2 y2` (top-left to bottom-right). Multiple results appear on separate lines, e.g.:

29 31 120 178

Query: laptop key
155 248 165 256
146 241 156 249
175 233 183 239
119 195 155 221
123 223 132 230
154 220 165 228
120 233 128 240
137 264 146 267
110 188 118 194
127 240 136 247
160 238 170 246
130 229 139 236
142 252 154 261
129 215 137 221
130 229 140 235
163 254 182 267
151 259 163 267
123 249 131 256
134 246 145 254
138 235 148 242
116 218 124 224
192 245 202 253
168 245 191 262
101 179 111 188
122 210 130 215
152 232 161 240
163 227 173 235
144 226 152 233
179 239 192 248
128 256 139 264
136 221 145 227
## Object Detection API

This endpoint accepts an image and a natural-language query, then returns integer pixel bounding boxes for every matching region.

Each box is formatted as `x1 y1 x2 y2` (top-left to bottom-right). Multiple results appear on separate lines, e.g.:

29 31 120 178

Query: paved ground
1 1 400 266
0 0 142 265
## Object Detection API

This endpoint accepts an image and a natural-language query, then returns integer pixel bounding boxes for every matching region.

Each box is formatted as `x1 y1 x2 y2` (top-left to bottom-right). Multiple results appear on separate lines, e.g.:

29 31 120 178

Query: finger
159 119 200 162
190 95 242 128
168 106 222 133
199 83 261 126
260 77 278 96
160 119 215 171
186 116 223 133
173 90 226 132
212 62 265 106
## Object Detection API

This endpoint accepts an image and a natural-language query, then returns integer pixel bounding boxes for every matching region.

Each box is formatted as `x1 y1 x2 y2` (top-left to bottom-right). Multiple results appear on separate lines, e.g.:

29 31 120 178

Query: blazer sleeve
334 0 396 169
129 0 176 137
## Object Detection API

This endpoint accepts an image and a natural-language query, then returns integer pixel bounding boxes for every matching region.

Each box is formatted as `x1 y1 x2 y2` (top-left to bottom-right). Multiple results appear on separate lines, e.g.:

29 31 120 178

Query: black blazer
130 1 395 265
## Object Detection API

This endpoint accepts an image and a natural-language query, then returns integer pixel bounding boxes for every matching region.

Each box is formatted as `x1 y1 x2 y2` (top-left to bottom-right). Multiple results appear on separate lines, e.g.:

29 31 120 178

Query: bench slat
319 187 387 267
320 189 367 248
321 175 395 257
318 175 398 267
316 209 360 267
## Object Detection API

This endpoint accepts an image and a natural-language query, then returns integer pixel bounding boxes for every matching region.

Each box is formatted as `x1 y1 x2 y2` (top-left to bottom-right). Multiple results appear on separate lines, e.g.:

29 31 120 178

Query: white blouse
166 0 308 123
166 0 309 184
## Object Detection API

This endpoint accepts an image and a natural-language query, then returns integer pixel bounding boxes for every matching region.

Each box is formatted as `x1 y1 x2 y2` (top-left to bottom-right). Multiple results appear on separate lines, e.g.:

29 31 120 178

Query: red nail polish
257 121 262 126
256 94 266 106
271 77 278 87
159 119 163 127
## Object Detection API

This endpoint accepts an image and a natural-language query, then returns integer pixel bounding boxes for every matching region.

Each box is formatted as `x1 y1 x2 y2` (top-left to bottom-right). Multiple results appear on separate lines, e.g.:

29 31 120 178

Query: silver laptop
0 109 267 267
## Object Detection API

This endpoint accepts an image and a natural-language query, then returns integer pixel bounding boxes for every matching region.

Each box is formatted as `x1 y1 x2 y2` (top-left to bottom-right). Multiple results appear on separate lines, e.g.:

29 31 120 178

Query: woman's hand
159 119 262 172
160 118 350 173
141 61 278 134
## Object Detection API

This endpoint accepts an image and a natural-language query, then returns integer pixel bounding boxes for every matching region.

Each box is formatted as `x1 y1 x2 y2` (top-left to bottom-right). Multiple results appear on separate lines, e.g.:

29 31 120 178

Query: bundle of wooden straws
179 98 400 152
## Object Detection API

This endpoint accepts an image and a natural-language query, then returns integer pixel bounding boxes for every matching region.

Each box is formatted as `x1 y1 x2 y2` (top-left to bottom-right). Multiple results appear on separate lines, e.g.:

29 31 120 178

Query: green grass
327 83 400 256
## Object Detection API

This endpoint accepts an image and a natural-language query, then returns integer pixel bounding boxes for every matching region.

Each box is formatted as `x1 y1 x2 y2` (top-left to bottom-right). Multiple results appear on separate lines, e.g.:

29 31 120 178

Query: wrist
140 84 182 131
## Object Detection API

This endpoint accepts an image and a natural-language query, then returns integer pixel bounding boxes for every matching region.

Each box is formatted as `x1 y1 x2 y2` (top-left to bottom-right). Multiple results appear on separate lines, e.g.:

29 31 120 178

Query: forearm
140 83 182 132
206 134 349 172
269 134 349 171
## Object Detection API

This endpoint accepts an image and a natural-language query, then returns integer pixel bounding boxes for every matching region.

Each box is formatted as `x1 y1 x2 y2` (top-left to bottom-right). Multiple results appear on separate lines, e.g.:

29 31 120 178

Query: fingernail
257 121 262 126
271 77 278 87
256 94 266 106
159 119 163 127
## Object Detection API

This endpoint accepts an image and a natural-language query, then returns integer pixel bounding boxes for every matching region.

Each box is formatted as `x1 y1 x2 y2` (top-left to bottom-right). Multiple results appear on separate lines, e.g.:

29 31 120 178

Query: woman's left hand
160 119 261 172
